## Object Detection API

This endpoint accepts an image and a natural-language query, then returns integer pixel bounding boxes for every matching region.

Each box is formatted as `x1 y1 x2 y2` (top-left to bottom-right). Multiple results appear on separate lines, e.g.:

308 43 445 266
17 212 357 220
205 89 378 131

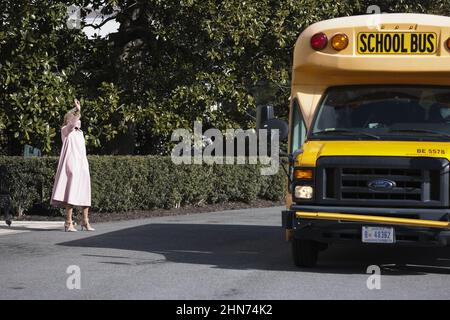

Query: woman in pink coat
51 99 95 232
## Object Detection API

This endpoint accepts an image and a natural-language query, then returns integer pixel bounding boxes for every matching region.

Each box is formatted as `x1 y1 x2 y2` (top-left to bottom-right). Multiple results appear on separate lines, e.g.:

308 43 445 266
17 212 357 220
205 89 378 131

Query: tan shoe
64 221 77 232
80 221 95 231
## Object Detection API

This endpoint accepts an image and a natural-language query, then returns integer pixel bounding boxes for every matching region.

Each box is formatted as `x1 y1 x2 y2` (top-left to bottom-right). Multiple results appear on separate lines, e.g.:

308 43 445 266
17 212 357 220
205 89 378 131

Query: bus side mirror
262 118 289 141
256 105 275 130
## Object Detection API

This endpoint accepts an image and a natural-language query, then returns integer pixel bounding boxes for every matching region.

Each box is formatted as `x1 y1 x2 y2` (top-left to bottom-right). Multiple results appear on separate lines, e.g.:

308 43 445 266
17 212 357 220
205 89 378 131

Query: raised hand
74 98 81 111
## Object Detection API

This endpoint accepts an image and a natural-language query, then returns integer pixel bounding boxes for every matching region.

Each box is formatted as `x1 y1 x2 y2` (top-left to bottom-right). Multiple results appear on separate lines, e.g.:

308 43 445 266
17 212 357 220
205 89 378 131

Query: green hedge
0 156 285 215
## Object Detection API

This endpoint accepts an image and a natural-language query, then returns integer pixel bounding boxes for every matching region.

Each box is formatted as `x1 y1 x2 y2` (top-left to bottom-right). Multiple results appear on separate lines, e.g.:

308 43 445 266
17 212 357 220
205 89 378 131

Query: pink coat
51 113 91 208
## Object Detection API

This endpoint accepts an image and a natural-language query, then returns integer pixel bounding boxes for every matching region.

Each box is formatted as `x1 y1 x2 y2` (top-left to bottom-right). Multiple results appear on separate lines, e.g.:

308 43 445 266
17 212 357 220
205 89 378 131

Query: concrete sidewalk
0 221 64 236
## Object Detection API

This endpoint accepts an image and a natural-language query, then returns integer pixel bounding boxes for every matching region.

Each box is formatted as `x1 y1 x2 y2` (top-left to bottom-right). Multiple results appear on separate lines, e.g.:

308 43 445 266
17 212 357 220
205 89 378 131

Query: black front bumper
282 205 450 246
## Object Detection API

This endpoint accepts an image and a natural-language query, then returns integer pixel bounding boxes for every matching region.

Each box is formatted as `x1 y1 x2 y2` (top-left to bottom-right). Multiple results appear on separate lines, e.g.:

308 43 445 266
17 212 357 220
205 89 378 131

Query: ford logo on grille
367 179 396 191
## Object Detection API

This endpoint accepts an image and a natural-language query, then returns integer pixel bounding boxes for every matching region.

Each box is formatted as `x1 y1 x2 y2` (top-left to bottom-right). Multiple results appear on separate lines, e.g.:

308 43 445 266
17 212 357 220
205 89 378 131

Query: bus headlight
295 186 314 199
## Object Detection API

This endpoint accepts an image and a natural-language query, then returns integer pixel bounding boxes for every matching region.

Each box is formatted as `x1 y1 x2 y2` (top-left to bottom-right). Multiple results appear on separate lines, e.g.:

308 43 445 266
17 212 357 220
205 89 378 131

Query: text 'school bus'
259 13 450 267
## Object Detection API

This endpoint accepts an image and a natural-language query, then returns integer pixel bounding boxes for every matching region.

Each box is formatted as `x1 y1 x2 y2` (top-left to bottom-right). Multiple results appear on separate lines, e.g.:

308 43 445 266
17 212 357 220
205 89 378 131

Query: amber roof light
331 33 349 51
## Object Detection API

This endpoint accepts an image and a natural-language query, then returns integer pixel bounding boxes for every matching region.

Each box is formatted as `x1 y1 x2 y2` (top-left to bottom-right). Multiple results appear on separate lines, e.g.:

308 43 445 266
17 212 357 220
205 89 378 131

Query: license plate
362 226 395 244
357 32 437 55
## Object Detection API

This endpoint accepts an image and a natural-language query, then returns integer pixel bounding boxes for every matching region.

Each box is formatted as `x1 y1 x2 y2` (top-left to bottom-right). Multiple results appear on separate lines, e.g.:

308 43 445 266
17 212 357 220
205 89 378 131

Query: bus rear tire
292 239 319 267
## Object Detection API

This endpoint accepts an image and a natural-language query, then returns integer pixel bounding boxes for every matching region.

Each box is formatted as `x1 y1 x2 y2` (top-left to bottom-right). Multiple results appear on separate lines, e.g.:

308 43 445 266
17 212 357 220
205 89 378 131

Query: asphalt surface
0 206 449 300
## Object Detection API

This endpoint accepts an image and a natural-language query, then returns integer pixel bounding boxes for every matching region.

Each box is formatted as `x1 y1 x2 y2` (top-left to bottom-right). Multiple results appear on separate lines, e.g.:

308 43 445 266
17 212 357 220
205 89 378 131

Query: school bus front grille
315 156 449 208
340 167 424 201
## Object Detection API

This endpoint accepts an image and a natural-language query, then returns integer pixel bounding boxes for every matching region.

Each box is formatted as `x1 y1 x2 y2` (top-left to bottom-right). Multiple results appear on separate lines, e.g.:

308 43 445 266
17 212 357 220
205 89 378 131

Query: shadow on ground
58 223 450 275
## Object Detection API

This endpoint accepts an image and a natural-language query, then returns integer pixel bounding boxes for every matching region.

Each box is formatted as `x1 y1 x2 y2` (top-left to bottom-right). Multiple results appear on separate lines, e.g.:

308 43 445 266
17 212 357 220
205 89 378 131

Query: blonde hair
63 107 80 126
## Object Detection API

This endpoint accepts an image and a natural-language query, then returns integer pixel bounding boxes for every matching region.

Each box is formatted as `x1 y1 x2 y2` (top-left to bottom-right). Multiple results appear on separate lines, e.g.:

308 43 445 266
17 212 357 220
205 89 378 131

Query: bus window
290 98 306 152
311 85 450 141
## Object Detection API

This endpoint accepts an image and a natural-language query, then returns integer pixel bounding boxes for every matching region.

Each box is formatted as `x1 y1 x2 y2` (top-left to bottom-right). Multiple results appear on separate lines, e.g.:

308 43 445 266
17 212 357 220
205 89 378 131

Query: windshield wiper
388 129 450 139
312 129 380 140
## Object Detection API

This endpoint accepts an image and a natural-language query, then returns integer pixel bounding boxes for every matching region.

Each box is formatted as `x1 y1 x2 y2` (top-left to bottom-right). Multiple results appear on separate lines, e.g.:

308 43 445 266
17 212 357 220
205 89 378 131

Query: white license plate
362 226 395 244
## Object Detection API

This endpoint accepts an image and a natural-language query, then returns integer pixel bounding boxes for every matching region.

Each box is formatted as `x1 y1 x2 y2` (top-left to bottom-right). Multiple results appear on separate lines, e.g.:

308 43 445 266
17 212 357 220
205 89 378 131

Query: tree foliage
1 0 449 155
0 1 128 155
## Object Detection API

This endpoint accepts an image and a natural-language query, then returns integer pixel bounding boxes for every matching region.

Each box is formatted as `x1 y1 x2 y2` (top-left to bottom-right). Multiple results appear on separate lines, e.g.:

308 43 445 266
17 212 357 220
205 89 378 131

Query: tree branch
84 14 118 29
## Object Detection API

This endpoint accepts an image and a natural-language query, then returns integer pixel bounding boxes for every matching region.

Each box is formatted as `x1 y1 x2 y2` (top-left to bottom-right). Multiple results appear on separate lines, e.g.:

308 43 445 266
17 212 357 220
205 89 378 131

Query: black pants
0 194 12 221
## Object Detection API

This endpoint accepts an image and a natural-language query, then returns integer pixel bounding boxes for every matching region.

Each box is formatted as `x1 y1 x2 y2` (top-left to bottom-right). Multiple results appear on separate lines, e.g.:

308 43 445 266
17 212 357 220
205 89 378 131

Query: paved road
0 207 449 300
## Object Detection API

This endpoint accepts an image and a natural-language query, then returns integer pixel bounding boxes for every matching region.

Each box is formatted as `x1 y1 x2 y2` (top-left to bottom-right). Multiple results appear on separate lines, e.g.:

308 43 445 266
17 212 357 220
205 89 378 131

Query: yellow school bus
263 13 450 267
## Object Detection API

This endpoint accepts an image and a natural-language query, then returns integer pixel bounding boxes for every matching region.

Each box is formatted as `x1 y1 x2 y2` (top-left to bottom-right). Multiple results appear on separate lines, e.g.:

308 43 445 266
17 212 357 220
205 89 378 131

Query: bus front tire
292 239 319 267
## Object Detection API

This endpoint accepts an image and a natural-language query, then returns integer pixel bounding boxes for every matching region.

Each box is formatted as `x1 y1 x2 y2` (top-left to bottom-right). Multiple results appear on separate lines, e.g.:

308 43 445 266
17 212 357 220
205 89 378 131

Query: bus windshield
310 85 450 141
